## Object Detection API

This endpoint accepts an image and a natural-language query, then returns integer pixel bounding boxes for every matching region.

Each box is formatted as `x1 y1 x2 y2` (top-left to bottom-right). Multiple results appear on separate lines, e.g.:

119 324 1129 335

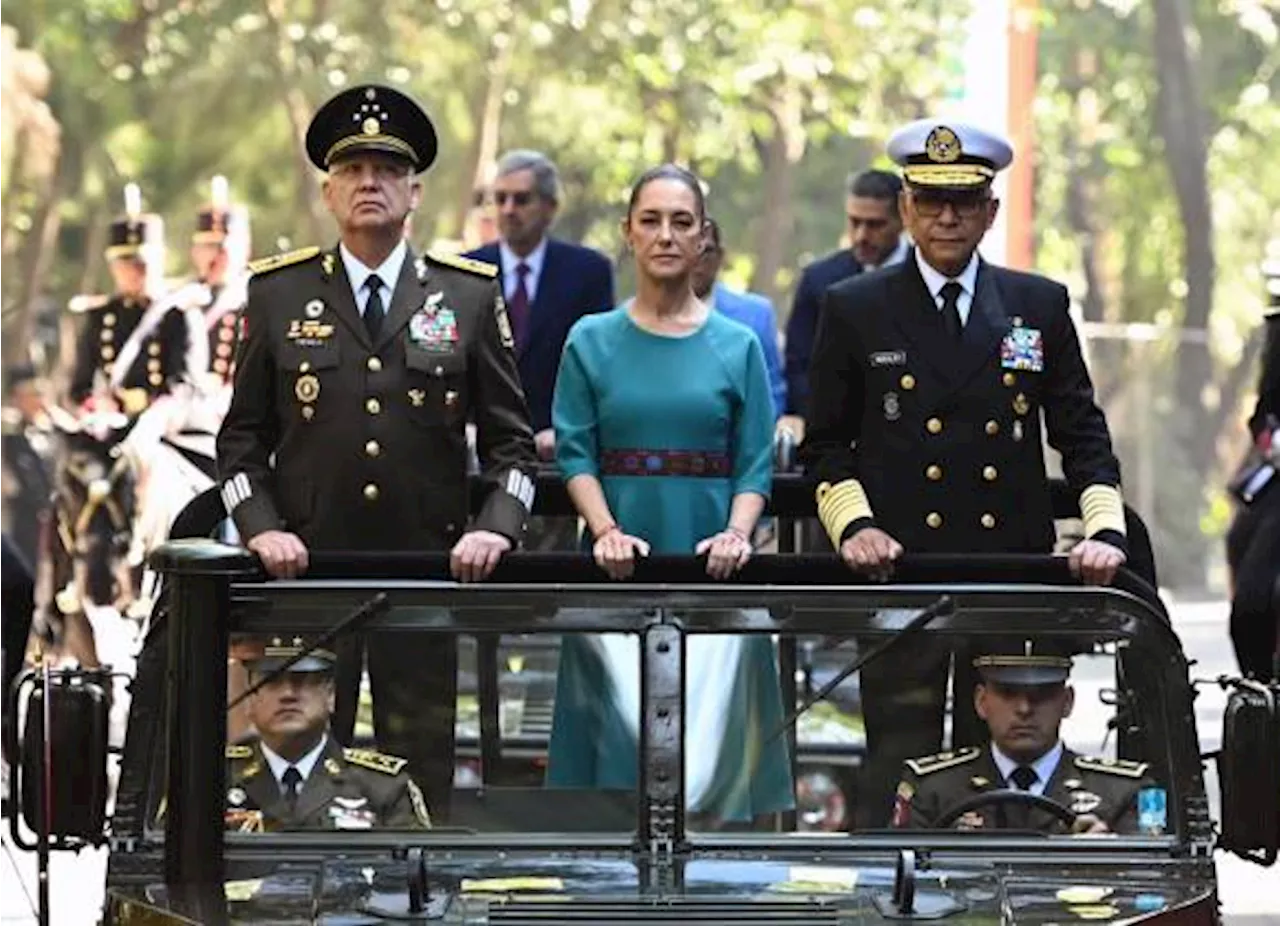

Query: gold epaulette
343 747 409 776
427 250 498 278
68 294 111 314
1074 755 1149 778
247 246 322 277
226 744 253 760
1 408 22 433
905 747 981 777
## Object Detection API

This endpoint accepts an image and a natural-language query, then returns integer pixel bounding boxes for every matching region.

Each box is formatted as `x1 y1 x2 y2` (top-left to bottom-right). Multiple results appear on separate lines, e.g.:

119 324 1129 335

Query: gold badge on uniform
1012 393 1031 416
296 374 320 403
925 125 962 163
322 253 335 277
408 388 425 407
415 257 428 283
444 390 459 408
227 787 246 806
495 294 515 349
305 299 325 319
325 757 342 776
1069 790 1102 815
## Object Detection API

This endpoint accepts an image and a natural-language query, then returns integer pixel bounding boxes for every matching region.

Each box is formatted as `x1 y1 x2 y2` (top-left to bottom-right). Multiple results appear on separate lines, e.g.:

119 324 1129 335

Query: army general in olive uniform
216 84 537 820
892 642 1153 834
801 119 1130 828
225 640 430 831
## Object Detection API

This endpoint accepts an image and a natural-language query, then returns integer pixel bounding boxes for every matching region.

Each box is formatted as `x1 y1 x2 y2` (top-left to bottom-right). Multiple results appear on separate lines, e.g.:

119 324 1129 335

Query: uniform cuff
816 479 874 550
1087 528 1128 556
222 474 282 541
476 471 534 544
1081 484 1127 538
839 517 876 545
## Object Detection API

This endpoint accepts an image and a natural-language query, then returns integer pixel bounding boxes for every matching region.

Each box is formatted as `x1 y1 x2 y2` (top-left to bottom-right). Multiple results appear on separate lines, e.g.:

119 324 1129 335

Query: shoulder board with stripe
426 250 498 278
226 744 253 760
1074 755 1149 778
247 246 322 277
905 746 981 777
343 747 408 776
68 294 111 314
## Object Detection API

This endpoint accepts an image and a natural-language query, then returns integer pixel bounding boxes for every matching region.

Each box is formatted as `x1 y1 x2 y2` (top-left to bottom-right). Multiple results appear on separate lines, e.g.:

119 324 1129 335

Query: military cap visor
305 84 438 174
245 640 337 676
888 119 1014 191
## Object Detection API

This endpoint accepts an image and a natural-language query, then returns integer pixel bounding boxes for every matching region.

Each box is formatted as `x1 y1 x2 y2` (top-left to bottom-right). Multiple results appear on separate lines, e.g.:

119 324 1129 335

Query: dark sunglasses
494 191 535 207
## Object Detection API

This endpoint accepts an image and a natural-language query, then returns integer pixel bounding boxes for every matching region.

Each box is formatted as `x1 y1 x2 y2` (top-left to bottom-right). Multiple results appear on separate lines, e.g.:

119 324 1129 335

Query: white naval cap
887 118 1014 190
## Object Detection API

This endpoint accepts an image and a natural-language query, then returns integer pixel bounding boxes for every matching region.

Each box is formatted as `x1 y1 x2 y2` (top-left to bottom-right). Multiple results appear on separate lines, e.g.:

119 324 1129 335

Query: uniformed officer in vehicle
801 118 1130 827
891 640 1153 834
67 184 167 413
225 638 430 831
216 83 538 819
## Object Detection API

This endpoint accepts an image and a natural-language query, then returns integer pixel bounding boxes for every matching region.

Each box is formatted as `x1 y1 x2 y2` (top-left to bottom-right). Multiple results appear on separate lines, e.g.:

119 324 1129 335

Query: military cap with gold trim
106 182 164 262
243 636 337 675
887 118 1013 190
973 638 1074 687
305 84 438 174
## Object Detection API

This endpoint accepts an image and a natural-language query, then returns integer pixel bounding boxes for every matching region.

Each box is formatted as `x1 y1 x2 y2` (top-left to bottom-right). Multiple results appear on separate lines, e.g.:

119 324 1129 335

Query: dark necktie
282 765 303 811
508 262 531 349
364 274 386 341
939 280 963 339
1010 765 1038 791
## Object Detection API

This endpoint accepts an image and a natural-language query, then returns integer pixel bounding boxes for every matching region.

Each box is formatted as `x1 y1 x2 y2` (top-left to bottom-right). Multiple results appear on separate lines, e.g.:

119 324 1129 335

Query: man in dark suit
801 119 1128 827
465 150 615 464
216 84 538 817
783 169 906 424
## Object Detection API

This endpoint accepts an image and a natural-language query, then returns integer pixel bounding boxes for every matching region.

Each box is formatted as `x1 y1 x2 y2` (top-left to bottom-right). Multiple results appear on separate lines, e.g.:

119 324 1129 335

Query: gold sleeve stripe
816 479 874 549
1080 484 1126 537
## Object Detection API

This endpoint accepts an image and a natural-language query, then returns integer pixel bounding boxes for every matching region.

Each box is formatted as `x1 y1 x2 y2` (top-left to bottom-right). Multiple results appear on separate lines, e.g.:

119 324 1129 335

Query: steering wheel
933 788 1078 830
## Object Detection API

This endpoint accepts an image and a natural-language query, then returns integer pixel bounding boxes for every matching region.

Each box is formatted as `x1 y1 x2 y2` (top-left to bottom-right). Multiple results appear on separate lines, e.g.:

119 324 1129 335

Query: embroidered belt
600 449 731 478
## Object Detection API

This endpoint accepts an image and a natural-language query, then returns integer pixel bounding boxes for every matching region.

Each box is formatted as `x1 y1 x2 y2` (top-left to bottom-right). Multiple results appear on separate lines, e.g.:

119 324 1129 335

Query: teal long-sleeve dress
545 306 794 822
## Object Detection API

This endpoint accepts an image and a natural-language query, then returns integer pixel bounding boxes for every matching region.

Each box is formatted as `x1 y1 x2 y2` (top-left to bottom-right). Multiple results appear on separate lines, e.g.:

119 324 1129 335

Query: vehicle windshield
145 562 1188 846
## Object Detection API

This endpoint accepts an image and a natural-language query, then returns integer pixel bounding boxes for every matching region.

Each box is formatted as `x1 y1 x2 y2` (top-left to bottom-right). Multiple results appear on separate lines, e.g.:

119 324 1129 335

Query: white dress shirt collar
864 236 910 273
989 740 1064 797
339 240 408 315
261 734 329 795
499 236 548 303
915 247 980 302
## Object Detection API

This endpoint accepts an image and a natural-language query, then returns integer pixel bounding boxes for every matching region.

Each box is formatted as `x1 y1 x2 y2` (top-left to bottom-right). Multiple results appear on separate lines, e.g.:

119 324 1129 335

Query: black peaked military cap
244 636 337 675
973 638 1075 687
305 84 438 174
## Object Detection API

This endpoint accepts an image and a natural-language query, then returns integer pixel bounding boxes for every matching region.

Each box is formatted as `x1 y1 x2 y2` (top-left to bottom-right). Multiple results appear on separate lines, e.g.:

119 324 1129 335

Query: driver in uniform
224 638 431 831
891 640 1152 834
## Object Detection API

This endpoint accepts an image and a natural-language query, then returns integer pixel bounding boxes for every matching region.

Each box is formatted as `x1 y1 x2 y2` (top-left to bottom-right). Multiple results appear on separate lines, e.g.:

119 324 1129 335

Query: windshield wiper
226 591 390 710
765 593 955 748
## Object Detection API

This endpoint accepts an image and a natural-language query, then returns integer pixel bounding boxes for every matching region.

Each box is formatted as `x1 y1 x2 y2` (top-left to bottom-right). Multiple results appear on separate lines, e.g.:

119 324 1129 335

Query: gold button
148 373 163 387
926 512 943 529
301 405 315 420
216 344 232 358
148 342 161 356
363 483 379 501
103 313 116 327
100 346 115 360
981 513 997 529
218 327 234 343
147 359 161 372
365 440 381 458
299 361 311 374
925 464 942 481
100 329 113 342
214 359 229 374
900 373 916 390
365 397 381 415
926 417 943 435
983 465 998 482
1013 393 1030 415
367 356 382 372
1002 372 1016 387
434 365 444 376
985 420 999 436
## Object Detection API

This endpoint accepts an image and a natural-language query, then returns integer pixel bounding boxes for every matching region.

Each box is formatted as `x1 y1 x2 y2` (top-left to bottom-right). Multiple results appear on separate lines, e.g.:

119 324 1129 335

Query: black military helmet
305 84 438 174
973 638 1075 687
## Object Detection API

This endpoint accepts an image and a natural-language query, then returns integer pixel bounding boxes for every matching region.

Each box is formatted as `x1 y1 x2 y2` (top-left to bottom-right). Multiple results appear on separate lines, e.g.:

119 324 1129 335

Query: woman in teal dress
545 164 794 825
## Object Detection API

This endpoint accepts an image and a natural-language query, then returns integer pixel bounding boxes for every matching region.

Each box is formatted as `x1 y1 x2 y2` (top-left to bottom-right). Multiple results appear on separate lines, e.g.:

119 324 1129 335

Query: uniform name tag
869 350 907 367
1000 327 1044 372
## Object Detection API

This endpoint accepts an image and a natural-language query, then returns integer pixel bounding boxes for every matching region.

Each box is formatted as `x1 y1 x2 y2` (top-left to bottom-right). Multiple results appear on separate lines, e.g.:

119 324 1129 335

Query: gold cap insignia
925 125 962 163
362 116 380 135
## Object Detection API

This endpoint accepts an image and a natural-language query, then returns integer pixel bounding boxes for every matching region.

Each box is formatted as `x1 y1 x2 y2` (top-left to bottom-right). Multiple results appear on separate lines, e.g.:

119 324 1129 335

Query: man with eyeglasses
217 84 538 821
800 119 1128 827
465 150 615 467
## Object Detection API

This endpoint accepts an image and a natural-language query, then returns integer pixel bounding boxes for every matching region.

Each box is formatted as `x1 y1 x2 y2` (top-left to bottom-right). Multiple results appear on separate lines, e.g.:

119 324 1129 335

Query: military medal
305 299 325 319
295 374 320 403
444 389 459 408
325 757 342 776
415 258 428 282
227 787 246 806
409 388 425 407
883 391 901 421
1001 326 1045 372
1012 420 1024 442
322 253 335 277
1013 393 1030 416
1070 790 1102 815
409 303 459 352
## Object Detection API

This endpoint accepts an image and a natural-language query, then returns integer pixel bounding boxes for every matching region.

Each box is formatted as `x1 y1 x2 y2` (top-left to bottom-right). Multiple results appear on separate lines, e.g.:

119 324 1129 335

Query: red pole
1007 0 1039 270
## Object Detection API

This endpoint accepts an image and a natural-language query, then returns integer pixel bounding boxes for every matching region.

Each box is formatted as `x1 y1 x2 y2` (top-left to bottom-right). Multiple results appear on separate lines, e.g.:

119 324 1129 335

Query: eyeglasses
494 191 535 207
911 191 990 219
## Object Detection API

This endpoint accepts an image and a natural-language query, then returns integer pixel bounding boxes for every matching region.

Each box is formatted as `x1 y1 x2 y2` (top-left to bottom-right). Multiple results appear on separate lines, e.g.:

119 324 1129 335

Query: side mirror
1218 677 1279 866
6 664 112 849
